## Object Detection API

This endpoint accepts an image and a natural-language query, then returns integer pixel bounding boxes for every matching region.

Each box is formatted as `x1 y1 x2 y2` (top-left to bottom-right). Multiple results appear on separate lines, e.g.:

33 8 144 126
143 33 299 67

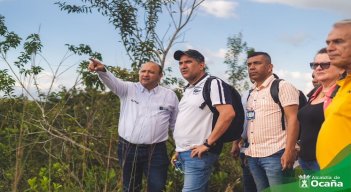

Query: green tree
1 5 253 190
224 33 254 93
1 15 123 191
55 0 204 69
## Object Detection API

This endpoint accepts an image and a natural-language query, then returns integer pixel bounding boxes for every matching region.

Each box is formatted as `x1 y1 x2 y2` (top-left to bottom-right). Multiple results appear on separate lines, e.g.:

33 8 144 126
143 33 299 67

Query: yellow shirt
316 74 351 169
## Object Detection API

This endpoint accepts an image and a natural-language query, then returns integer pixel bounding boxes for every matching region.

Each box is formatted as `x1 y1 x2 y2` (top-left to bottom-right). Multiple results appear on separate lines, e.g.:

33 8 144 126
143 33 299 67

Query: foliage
66 43 105 90
27 163 65 192
0 15 44 100
0 89 123 191
66 43 183 92
224 33 255 93
0 15 19 97
0 12 250 192
55 0 168 69
55 0 204 70
1 92 246 191
1 15 123 191
65 43 140 91
55 0 205 97
210 143 243 192
0 69 15 96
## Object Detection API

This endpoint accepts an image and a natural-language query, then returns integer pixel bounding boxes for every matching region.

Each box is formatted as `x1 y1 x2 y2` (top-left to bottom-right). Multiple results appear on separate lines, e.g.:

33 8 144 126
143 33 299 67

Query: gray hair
334 19 351 27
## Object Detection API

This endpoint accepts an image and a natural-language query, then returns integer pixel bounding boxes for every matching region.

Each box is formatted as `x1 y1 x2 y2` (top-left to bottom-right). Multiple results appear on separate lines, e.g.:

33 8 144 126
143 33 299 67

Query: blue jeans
117 137 169 192
178 150 219 192
247 149 293 192
298 158 320 173
240 153 257 192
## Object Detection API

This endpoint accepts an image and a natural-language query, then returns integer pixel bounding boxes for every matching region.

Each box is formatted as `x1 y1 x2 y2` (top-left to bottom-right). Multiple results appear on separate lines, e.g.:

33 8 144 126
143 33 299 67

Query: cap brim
174 50 185 61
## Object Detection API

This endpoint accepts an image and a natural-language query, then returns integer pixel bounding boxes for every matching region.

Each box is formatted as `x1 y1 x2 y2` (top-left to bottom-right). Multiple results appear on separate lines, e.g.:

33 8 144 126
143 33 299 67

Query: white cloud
274 68 314 94
280 32 310 47
13 70 81 99
200 0 239 18
206 48 227 60
170 46 226 65
252 0 351 16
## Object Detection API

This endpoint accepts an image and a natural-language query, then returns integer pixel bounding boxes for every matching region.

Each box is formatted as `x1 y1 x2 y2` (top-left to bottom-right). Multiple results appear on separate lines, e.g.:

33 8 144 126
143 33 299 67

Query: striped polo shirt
245 75 299 157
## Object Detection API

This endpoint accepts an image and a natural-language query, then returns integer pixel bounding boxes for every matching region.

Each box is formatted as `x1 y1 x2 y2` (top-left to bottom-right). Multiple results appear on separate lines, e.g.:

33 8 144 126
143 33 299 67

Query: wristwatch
203 139 212 149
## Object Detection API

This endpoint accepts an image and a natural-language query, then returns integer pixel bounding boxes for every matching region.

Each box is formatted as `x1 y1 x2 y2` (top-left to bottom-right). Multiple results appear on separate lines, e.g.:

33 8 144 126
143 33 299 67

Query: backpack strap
270 79 286 130
200 76 216 113
330 84 340 98
306 85 320 99
246 89 254 101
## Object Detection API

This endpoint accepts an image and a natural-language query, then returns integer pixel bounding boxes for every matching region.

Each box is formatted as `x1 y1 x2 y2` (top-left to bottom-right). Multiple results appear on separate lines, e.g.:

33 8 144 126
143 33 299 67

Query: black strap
270 79 286 130
308 84 340 103
199 76 216 112
330 85 340 98
306 85 320 99
246 89 253 101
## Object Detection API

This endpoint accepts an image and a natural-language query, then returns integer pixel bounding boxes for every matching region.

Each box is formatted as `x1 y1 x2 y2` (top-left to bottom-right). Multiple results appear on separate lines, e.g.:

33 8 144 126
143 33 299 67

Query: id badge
246 110 255 120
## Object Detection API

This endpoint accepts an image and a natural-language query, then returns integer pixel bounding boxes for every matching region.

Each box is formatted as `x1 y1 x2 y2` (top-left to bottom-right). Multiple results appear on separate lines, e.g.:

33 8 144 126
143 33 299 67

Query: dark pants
298 158 320 173
240 152 257 192
117 137 169 192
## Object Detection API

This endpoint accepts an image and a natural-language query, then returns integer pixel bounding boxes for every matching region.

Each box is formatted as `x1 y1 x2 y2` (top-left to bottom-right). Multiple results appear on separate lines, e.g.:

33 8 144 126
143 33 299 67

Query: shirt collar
310 83 340 102
183 73 209 91
252 74 275 90
309 86 323 102
337 74 351 87
137 82 159 93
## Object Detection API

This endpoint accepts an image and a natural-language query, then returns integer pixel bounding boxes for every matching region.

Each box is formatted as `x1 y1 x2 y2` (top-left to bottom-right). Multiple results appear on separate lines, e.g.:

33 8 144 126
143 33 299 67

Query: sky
1 0 351 96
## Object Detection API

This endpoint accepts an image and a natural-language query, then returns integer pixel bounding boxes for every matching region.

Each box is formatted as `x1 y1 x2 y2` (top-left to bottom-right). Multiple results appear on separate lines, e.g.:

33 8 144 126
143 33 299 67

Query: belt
118 136 165 147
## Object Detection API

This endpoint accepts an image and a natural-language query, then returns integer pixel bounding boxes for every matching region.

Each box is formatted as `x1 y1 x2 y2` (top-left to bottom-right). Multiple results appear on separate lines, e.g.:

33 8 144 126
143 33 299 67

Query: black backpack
270 79 307 130
200 76 244 143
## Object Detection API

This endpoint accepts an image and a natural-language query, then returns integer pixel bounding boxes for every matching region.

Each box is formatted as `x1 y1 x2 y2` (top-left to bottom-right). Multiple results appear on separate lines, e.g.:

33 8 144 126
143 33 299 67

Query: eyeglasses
309 62 331 70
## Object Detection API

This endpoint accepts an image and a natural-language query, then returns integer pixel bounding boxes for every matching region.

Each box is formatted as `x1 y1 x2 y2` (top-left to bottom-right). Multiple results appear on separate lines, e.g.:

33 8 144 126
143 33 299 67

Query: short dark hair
317 47 327 54
247 51 271 63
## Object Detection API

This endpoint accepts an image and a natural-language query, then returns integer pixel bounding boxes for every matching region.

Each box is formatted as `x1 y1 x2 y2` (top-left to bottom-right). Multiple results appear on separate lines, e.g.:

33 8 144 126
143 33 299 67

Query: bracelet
203 139 212 149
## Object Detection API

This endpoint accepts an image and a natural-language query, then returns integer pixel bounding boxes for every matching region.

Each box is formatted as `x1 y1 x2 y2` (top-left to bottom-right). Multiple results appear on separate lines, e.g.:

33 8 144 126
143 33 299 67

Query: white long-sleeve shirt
97 70 179 144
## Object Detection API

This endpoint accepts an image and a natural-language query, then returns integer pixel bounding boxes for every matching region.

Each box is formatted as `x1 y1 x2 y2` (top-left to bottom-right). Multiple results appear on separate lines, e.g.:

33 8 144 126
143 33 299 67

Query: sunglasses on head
310 62 331 70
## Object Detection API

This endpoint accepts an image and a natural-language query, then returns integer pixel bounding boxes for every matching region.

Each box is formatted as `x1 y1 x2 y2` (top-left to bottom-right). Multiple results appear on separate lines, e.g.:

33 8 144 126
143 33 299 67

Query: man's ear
200 62 206 71
268 63 273 73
